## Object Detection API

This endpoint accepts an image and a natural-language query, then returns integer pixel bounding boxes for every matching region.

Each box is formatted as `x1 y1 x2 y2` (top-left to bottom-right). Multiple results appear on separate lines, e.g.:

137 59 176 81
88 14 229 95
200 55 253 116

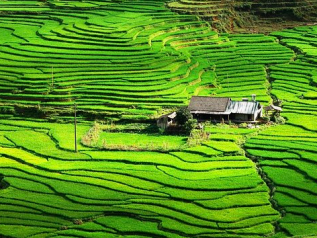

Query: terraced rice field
0 118 280 237
245 26 317 237
0 0 316 237
0 0 295 120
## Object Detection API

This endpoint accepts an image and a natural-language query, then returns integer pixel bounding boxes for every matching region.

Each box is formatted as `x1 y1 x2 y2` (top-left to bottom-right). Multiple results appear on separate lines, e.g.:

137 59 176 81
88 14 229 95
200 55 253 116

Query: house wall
157 117 168 129
192 112 261 122
157 117 174 129
192 114 229 122
253 108 263 121
231 113 249 121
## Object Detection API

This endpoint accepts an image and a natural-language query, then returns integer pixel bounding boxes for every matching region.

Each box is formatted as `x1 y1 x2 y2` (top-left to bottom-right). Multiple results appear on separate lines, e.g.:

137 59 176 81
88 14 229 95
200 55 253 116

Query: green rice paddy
0 0 316 237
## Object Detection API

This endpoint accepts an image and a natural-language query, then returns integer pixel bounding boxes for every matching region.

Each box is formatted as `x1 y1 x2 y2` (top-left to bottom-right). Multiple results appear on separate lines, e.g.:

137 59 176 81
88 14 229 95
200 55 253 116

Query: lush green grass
280 223 317 237
97 132 187 150
203 141 241 153
4 130 90 160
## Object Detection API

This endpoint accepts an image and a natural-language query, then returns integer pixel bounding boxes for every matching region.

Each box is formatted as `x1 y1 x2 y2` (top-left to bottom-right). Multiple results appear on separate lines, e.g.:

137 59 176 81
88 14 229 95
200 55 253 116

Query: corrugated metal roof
227 101 260 115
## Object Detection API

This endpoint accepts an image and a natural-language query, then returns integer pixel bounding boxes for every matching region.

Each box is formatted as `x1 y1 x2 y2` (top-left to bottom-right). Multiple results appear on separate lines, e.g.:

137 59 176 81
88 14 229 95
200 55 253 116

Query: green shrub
187 129 209 147
184 118 197 135
175 107 193 125
273 115 286 124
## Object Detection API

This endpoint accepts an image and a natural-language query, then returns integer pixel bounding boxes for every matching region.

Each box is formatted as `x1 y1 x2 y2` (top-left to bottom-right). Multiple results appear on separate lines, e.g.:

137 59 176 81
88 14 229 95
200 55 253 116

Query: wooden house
188 96 263 122
188 97 231 121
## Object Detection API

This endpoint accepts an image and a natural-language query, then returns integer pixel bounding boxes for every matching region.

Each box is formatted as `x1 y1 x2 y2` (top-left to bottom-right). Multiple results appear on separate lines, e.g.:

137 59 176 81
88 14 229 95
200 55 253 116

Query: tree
175 107 197 135
175 107 193 125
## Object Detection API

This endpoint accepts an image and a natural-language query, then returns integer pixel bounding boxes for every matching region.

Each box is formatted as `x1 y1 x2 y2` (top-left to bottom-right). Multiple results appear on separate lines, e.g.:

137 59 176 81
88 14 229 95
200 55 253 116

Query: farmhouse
189 96 263 122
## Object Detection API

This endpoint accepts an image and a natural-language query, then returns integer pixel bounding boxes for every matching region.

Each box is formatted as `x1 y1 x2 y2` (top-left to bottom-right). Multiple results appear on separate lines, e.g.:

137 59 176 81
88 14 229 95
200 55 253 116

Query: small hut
264 104 282 116
157 111 177 130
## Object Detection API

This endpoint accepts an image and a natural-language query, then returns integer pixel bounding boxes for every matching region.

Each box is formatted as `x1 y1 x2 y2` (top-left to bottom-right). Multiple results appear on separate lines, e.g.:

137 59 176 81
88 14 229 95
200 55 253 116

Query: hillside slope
0 0 294 120
168 0 317 33
0 0 316 238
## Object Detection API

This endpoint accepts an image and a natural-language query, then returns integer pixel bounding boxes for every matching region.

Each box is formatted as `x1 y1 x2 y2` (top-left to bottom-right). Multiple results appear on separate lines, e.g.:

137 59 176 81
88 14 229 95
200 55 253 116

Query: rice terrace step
0 0 316 238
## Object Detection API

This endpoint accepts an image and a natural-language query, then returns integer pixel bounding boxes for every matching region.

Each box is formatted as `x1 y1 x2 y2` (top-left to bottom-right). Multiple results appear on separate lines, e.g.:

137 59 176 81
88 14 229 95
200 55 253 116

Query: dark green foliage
175 107 193 126
184 119 197 135
0 175 9 190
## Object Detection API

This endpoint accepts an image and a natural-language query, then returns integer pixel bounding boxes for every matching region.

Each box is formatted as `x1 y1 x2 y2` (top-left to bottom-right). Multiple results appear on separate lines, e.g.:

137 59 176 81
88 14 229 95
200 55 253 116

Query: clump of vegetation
175 107 193 125
262 116 271 124
272 115 286 125
239 122 248 128
184 119 198 134
73 219 83 225
175 107 197 135
0 175 9 190
81 121 101 147
187 129 209 147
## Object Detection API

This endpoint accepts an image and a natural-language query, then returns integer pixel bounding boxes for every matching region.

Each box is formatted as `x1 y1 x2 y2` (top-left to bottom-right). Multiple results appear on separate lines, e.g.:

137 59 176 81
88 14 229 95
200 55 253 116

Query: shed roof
189 96 230 113
227 101 260 115
264 105 282 111
158 111 177 119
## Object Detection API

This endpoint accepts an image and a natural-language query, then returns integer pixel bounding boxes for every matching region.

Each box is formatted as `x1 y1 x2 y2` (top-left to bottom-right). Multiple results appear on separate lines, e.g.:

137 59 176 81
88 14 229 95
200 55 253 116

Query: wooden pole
51 66 54 87
74 103 78 153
